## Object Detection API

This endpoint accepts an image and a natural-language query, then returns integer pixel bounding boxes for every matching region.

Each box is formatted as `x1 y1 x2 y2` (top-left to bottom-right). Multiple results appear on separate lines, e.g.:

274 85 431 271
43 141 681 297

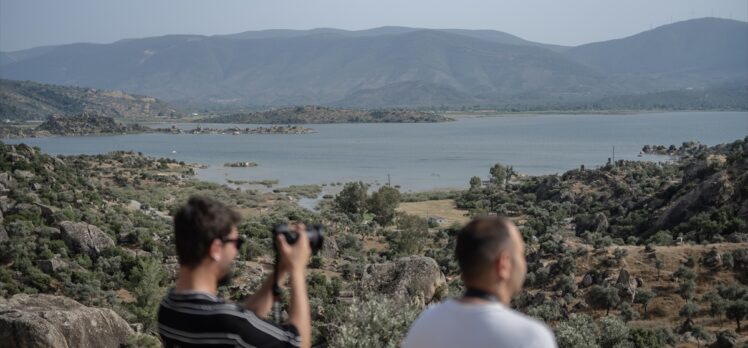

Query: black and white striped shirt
158 289 301 347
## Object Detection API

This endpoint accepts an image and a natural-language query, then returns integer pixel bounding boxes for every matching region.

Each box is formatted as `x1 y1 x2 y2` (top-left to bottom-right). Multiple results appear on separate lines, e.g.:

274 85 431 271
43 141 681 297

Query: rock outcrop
319 236 339 259
58 221 115 258
0 294 134 348
575 212 609 235
361 256 446 306
653 172 734 231
615 269 638 303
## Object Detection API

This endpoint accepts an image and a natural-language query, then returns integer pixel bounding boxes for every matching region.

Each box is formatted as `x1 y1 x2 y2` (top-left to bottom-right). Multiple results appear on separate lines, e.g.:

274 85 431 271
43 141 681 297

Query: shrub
327 296 419 348
555 314 598 348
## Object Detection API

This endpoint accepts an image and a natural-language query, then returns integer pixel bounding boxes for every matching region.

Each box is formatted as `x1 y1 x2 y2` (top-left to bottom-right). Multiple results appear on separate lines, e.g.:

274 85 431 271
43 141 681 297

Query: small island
197 105 452 124
223 161 258 168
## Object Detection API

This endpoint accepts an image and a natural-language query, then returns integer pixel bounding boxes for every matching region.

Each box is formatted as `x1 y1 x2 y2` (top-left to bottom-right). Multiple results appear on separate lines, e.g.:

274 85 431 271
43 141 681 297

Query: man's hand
276 223 312 275
276 223 312 348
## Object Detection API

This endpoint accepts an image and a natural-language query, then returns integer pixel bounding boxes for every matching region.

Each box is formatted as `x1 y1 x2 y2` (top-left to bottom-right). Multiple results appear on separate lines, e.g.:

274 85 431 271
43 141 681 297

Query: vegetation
0 78 181 121
1 136 747 347
199 106 452 124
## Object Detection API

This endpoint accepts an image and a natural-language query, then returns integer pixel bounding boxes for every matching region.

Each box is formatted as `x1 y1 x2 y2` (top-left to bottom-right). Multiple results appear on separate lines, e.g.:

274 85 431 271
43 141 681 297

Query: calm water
5 112 747 192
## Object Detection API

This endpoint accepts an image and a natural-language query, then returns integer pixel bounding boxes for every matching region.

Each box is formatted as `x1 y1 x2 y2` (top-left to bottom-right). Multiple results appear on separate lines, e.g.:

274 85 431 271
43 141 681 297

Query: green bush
327 296 420 348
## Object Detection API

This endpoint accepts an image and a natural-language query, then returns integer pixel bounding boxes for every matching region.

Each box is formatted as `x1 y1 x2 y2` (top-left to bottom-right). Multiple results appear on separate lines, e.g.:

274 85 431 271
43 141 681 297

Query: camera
273 224 324 253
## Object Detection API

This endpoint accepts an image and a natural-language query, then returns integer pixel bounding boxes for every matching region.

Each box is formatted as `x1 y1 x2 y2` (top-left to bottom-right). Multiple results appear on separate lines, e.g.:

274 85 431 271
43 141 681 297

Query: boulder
616 269 637 303
0 294 134 348
13 169 35 179
575 212 609 235
580 273 594 288
36 258 67 274
0 225 8 242
0 172 16 189
361 256 446 306
0 196 12 213
319 236 339 259
15 144 36 157
33 203 58 224
654 172 734 231
59 221 115 258
5 152 27 163
616 269 631 285
711 330 738 348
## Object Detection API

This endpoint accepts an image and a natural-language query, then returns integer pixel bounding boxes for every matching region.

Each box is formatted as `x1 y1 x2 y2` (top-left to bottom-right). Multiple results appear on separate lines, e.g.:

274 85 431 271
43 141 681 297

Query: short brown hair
173 196 241 267
455 216 513 280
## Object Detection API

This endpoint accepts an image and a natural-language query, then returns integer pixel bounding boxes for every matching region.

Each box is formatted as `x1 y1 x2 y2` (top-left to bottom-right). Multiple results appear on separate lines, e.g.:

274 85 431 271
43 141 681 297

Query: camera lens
274 224 324 253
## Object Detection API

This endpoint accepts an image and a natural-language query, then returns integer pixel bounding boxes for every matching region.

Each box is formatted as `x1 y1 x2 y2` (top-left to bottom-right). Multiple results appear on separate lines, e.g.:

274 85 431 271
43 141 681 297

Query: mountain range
0 17 745 108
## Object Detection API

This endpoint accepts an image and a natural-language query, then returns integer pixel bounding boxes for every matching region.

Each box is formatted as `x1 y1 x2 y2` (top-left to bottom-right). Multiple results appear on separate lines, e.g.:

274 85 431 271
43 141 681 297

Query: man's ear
209 239 223 261
494 251 511 280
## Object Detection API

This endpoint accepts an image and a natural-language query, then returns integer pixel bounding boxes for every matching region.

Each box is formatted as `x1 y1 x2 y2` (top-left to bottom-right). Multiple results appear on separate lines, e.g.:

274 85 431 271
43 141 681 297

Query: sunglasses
220 236 245 249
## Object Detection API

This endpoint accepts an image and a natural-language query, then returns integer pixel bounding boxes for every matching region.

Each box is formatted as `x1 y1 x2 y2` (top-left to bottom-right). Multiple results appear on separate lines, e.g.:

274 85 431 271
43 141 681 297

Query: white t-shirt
403 299 557 348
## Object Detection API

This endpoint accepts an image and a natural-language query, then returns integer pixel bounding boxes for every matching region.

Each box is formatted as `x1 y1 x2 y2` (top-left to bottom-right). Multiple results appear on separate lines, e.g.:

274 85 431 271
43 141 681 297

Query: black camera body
273 224 324 253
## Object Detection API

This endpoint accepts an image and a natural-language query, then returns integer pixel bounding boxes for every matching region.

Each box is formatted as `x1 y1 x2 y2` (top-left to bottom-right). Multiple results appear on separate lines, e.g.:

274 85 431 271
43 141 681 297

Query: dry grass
567 242 748 345
397 199 470 226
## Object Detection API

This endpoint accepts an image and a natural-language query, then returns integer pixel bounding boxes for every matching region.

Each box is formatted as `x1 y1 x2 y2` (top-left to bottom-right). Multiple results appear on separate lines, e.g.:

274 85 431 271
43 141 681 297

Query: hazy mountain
219 26 567 51
0 18 745 108
566 18 748 88
0 30 607 107
0 79 181 121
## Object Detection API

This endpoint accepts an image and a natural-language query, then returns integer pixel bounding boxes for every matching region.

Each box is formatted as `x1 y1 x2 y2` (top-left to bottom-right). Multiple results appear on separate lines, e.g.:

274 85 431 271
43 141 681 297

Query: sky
1 0 747 52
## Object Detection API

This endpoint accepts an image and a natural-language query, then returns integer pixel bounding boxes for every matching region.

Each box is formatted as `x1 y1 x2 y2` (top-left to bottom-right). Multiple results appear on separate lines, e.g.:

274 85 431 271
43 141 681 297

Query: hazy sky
1 0 747 52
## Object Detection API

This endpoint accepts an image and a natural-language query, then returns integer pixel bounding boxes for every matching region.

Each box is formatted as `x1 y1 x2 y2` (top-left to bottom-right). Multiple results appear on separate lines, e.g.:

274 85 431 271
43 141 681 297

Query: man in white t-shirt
403 216 557 348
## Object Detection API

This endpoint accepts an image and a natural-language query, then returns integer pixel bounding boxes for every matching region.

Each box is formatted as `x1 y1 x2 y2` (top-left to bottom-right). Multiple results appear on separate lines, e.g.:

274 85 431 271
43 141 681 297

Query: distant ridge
0 18 745 108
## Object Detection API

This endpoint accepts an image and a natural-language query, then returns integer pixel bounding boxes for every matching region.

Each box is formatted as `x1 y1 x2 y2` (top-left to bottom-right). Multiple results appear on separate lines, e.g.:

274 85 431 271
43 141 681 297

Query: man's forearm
243 271 279 318
287 269 311 348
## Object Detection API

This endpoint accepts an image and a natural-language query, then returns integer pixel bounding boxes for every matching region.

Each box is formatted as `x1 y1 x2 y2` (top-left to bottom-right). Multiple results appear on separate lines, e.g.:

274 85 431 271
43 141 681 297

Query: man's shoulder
405 300 557 348
497 308 556 347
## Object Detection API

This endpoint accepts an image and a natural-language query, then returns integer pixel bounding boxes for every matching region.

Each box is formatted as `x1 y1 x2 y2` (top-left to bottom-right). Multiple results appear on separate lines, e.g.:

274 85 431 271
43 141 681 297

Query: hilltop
0 79 182 121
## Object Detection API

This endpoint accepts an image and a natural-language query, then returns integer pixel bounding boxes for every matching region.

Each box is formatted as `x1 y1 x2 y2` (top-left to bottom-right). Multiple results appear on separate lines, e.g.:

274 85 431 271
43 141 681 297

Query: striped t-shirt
157 288 301 347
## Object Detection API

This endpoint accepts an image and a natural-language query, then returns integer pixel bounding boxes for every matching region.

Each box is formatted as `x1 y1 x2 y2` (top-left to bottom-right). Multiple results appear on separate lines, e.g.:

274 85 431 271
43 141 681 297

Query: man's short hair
455 216 514 280
173 196 241 267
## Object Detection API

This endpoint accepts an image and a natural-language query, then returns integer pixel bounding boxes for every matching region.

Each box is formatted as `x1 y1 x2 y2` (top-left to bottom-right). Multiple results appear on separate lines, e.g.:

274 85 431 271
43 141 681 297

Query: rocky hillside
201 106 451 123
0 78 182 121
1 137 747 347
36 114 150 135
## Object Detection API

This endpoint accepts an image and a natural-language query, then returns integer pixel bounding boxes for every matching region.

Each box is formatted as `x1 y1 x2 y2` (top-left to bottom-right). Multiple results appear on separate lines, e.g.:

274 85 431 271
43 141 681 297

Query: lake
4 111 747 192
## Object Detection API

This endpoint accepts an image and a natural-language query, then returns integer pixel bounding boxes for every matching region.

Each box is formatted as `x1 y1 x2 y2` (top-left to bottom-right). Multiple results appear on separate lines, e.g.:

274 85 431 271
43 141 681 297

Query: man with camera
157 196 312 348
403 216 557 348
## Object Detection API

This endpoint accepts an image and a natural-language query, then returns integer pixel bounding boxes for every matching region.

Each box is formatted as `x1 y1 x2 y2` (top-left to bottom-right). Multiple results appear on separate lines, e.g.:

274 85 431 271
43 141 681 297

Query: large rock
36 257 67 274
361 256 446 306
580 273 594 288
654 172 734 231
0 294 134 348
615 269 637 303
575 212 609 235
59 221 115 258
319 236 339 259
0 172 16 189
0 225 8 242
13 169 35 180
33 203 57 224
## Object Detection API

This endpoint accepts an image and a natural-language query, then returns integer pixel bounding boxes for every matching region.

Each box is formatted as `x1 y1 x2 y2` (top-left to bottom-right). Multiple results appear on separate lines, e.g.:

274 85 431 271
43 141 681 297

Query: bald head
456 216 525 285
